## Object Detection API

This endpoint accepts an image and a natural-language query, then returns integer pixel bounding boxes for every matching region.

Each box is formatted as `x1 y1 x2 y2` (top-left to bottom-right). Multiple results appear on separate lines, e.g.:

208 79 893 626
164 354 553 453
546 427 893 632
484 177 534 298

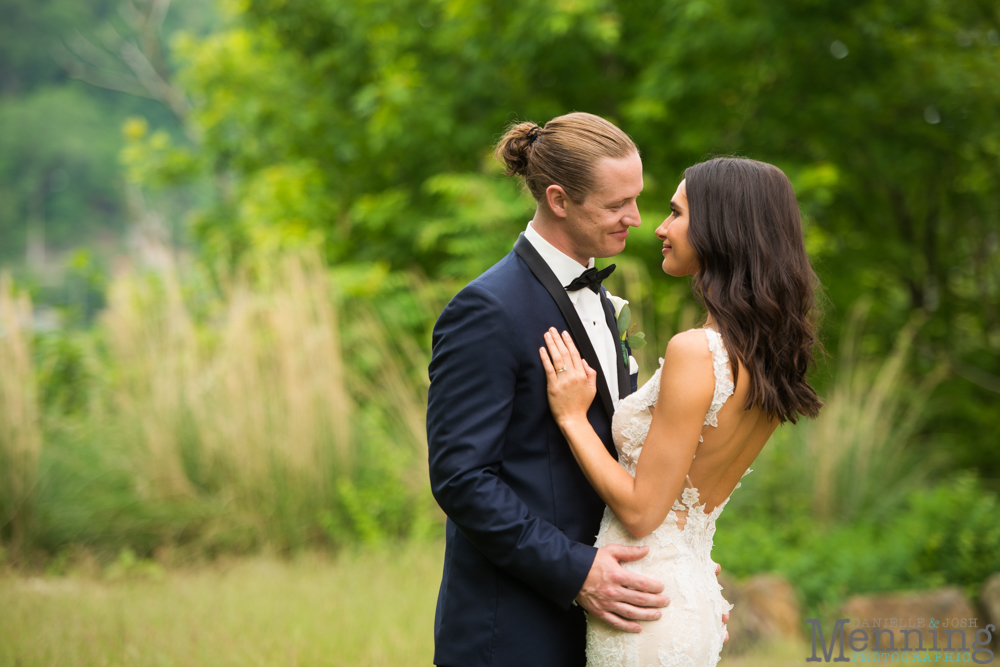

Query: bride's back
683 338 778 517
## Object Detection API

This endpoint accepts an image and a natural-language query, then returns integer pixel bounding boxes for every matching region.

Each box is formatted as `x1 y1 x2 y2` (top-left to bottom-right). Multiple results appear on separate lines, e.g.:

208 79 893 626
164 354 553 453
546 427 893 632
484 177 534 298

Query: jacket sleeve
427 283 596 609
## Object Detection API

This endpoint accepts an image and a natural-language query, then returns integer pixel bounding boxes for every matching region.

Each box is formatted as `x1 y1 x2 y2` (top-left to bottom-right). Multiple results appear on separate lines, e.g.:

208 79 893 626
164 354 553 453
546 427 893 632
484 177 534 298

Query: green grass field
1 543 441 667
1 541 805 667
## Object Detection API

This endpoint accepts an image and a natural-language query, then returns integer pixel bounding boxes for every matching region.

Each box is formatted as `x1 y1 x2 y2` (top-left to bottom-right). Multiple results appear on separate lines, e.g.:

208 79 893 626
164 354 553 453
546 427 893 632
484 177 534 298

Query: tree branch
54 1 190 125
52 42 158 100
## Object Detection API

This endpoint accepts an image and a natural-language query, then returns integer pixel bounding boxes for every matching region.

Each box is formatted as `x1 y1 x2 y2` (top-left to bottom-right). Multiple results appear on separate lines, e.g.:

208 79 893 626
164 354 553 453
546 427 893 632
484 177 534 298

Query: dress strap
702 329 735 428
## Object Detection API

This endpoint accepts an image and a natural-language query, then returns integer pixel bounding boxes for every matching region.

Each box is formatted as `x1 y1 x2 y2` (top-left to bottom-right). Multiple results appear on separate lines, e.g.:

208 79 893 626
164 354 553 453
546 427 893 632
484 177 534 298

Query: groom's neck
531 213 591 268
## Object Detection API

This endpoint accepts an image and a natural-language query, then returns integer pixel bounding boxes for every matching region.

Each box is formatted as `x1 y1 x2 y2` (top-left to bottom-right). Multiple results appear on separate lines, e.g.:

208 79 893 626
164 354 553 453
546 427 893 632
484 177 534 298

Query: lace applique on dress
591 329 744 667
612 357 665 476
698 329 734 442
702 329 734 427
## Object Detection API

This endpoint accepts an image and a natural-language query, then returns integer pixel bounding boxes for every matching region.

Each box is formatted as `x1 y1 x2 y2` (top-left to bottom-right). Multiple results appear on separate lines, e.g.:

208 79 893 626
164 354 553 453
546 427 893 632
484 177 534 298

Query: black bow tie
564 264 616 294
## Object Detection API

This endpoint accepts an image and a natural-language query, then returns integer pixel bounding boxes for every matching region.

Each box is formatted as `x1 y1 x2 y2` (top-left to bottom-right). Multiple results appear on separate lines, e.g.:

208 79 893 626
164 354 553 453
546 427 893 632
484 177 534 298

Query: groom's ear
545 184 570 219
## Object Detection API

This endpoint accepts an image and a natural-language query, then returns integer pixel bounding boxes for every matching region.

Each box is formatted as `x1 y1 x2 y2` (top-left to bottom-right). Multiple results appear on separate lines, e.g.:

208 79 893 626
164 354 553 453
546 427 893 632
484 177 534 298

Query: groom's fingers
715 561 730 631
601 602 661 629
609 585 669 611
588 588 668 632
616 570 667 598
577 545 671 633
606 544 659 571
592 609 643 633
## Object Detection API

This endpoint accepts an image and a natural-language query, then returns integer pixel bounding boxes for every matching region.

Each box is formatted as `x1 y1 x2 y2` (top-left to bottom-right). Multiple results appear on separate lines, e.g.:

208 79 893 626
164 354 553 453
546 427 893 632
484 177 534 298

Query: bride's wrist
556 413 588 432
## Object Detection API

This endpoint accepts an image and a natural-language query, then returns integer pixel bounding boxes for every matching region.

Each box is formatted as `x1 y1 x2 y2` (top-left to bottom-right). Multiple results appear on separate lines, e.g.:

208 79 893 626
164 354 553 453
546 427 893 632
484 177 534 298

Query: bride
539 157 823 667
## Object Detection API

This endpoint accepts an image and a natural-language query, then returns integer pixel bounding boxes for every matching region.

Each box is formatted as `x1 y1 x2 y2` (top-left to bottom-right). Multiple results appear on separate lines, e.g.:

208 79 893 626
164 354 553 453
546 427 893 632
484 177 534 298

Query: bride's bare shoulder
664 329 713 362
659 330 714 396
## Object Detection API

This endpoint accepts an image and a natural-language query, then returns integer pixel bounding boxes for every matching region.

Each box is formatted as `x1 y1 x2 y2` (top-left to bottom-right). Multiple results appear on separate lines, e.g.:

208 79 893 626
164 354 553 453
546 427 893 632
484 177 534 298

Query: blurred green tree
0 0 115 94
0 88 122 266
619 0 1000 472
127 0 999 473
0 0 216 265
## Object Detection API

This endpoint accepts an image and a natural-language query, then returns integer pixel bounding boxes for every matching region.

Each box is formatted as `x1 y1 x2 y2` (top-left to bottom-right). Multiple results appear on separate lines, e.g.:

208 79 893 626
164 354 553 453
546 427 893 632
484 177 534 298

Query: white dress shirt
524 221 623 409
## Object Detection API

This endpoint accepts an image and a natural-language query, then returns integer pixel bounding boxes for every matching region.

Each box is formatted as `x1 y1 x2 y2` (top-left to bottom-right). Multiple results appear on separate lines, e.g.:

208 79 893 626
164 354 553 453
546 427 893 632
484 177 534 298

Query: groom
427 113 670 667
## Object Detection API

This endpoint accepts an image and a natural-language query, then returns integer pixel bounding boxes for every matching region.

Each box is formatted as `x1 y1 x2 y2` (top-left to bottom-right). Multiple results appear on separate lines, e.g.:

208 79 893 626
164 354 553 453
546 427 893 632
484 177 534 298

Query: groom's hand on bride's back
575 544 668 633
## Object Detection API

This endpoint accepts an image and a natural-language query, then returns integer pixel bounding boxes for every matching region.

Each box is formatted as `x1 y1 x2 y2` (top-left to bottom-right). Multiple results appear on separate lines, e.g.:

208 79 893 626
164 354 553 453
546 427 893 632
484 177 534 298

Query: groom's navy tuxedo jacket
428 235 636 667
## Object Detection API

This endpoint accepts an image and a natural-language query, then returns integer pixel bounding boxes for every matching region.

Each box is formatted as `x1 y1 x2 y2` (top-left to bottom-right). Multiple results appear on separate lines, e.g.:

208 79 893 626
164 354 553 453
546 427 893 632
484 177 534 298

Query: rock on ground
982 573 1000 631
721 573 802 655
839 587 986 653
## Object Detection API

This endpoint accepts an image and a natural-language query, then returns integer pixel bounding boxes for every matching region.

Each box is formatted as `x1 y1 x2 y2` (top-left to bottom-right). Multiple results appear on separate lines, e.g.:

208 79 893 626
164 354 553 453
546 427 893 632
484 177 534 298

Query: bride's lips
662 245 672 254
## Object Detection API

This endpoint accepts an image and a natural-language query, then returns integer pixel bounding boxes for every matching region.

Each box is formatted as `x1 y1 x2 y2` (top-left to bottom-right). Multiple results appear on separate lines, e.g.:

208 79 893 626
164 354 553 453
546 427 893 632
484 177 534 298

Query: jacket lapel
513 234 617 421
599 287 631 399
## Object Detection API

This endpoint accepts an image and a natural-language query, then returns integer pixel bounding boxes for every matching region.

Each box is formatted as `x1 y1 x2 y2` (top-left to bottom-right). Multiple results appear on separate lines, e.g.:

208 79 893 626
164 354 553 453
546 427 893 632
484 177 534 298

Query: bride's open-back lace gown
587 328 749 667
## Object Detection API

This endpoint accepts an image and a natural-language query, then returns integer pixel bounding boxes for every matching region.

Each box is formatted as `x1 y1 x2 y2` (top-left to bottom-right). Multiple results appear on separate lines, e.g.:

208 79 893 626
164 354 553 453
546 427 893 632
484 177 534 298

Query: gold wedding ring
556 367 566 373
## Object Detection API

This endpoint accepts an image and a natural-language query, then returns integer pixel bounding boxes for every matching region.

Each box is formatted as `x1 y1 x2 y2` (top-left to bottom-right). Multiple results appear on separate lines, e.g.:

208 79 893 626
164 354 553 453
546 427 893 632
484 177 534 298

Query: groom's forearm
430 462 597 607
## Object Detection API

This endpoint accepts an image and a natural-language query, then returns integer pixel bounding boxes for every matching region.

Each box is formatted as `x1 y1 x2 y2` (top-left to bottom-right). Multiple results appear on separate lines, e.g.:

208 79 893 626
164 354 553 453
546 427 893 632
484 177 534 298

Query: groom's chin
601 239 628 258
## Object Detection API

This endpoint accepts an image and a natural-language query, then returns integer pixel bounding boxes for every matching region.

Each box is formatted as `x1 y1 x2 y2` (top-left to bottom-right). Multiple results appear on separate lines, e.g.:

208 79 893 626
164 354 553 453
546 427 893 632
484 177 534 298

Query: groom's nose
623 200 641 227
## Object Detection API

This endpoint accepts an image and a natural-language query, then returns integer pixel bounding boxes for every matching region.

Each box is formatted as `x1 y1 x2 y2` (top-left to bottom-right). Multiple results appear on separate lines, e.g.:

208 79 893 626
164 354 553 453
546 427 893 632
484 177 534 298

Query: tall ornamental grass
3 256 436 559
0 275 42 548
101 256 355 547
795 301 947 523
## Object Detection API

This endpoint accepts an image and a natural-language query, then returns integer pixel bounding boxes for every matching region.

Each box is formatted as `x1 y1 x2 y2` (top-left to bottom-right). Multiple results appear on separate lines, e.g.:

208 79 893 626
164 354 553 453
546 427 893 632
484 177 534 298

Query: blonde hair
494 112 637 203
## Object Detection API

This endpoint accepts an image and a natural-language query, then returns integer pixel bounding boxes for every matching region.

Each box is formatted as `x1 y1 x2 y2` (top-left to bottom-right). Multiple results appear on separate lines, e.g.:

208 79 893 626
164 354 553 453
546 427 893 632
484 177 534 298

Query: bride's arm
540 328 715 539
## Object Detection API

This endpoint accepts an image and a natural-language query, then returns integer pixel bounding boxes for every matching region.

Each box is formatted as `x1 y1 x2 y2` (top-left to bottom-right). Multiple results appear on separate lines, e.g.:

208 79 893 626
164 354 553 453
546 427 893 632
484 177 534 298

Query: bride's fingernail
654 612 661 620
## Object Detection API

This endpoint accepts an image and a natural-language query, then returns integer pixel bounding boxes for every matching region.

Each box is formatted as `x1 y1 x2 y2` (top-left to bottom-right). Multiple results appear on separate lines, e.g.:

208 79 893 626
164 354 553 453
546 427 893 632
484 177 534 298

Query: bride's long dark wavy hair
685 157 823 424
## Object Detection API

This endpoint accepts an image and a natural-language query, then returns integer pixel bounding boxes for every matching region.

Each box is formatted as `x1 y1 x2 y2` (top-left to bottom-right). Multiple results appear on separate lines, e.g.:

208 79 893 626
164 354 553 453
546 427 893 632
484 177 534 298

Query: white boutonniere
607 294 628 319
606 292 646 359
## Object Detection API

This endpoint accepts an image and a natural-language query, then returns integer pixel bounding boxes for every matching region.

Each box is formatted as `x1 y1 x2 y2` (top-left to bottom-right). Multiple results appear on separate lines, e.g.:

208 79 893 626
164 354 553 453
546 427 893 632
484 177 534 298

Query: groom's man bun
494 112 637 204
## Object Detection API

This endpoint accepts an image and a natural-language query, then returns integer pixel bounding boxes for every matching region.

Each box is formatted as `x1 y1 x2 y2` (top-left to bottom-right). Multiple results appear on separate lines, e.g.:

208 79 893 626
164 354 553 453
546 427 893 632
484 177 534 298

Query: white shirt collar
523 221 595 288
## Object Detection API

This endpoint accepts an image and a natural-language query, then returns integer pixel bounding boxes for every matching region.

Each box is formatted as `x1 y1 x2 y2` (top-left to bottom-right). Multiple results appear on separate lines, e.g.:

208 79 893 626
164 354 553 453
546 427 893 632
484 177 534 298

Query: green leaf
617 303 631 337
628 332 647 350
